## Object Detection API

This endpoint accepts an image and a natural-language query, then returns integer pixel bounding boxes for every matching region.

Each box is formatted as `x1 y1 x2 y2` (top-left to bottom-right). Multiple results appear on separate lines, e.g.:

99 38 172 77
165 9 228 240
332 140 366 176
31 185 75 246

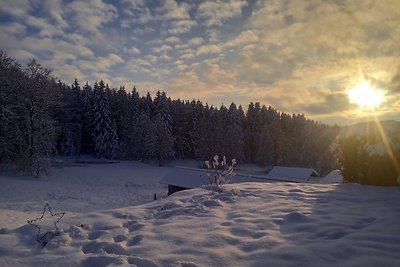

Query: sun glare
348 81 384 109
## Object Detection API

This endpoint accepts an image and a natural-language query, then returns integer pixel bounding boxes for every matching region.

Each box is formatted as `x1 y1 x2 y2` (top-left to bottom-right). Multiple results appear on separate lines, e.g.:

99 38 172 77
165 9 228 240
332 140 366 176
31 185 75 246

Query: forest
2 50 398 186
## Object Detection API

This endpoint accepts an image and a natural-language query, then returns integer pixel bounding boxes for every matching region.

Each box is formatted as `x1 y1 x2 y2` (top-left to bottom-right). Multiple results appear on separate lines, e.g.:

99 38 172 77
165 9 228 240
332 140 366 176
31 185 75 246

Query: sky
0 0 399 125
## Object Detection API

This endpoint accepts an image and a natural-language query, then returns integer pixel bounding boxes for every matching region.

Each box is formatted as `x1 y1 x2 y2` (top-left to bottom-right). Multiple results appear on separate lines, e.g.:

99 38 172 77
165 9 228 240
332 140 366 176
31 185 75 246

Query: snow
267 166 320 182
1 160 400 267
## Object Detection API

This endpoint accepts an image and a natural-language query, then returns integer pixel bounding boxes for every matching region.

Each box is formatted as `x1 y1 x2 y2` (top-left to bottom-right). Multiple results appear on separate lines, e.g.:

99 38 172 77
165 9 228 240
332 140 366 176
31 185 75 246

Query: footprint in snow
113 234 127 243
126 235 143 246
123 220 145 233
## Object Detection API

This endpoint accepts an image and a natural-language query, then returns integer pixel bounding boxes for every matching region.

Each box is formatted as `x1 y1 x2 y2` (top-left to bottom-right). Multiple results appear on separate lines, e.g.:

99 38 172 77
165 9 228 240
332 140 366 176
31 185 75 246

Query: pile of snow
1 161 400 267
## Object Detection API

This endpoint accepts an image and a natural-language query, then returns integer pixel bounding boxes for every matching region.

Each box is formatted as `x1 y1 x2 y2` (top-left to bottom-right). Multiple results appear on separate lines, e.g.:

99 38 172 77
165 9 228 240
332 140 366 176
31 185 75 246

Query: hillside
341 120 400 139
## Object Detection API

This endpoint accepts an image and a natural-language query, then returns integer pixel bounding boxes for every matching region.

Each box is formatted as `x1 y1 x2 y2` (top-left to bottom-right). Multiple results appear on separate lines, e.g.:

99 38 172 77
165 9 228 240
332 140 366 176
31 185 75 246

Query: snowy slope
1 163 400 267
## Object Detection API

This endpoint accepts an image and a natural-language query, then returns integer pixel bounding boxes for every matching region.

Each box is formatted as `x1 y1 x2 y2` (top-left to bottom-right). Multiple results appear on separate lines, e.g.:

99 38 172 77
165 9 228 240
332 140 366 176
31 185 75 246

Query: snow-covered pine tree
56 79 82 155
141 92 153 117
92 80 119 159
130 86 140 118
80 82 95 154
255 106 279 166
111 86 131 158
170 99 191 159
256 123 274 166
189 101 216 160
125 86 141 159
244 102 263 162
133 112 156 160
225 102 244 161
153 91 174 165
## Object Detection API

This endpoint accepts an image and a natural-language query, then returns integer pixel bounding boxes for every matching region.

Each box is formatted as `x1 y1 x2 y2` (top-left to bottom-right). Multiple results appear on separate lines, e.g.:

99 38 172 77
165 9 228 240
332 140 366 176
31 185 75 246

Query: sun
348 81 385 109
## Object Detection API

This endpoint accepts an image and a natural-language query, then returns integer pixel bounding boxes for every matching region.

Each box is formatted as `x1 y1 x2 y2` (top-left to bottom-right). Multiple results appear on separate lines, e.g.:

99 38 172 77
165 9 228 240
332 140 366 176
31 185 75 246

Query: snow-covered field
1 160 400 267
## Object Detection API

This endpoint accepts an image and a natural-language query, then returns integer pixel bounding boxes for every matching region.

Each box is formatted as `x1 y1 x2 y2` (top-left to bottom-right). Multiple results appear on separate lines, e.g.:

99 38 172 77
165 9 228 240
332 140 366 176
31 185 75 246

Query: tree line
2 51 397 185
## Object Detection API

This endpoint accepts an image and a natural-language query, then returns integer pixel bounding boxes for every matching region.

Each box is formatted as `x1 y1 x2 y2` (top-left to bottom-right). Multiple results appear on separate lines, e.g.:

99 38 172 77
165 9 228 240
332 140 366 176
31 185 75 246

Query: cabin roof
160 166 275 188
267 166 320 182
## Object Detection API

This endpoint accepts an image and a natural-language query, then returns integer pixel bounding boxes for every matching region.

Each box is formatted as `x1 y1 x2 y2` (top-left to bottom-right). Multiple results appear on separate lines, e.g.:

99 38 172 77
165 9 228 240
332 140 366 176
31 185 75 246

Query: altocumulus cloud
0 0 399 124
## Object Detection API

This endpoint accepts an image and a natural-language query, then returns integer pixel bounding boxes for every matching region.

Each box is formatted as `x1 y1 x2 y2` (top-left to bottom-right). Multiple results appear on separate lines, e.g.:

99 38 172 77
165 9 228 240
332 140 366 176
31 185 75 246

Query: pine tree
225 102 244 161
92 80 119 158
55 79 82 155
141 92 153 117
133 112 156 160
190 101 213 159
111 86 131 158
80 82 95 154
244 102 262 162
170 99 191 159
153 91 174 165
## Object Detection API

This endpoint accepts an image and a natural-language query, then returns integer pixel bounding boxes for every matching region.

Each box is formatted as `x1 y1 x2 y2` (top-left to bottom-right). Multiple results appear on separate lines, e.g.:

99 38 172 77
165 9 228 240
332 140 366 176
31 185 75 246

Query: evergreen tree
141 92 153 117
55 79 82 155
170 99 191 159
153 91 174 165
133 112 156 160
244 102 262 162
80 82 95 154
111 86 131 158
224 103 244 161
92 80 119 158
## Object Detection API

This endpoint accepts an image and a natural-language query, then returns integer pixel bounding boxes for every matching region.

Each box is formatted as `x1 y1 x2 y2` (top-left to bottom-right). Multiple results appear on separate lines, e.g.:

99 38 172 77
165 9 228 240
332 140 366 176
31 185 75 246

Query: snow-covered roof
267 166 320 183
160 167 211 188
320 169 344 184
160 166 274 188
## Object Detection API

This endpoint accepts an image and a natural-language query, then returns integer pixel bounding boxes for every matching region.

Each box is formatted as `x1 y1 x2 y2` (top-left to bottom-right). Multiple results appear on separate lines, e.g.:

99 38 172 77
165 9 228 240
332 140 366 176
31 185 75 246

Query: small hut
160 167 211 195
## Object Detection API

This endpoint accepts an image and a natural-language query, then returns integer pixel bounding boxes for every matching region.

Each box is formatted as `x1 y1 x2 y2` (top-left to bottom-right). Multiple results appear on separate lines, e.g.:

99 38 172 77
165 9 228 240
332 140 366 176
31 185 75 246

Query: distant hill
341 120 400 139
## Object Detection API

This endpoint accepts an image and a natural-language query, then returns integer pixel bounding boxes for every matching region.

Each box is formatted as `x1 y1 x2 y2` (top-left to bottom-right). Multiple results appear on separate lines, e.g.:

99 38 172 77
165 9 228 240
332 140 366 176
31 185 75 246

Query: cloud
79 53 124 71
123 58 152 75
53 64 86 83
197 0 247 26
124 47 141 56
188 37 204 47
1 0 399 124
179 49 196 60
152 44 173 54
159 54 173 61
168 20 197 34
0 0 31 18
225 30 259 48
144 55 158 64
66 0 117 34
12 50 36 62
25 16 65 37
0 23 26 36
157 0 191 20
122 0 192 28
167 61 246 103
165 36 181 44
304 93 353 115
196 44 221 55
